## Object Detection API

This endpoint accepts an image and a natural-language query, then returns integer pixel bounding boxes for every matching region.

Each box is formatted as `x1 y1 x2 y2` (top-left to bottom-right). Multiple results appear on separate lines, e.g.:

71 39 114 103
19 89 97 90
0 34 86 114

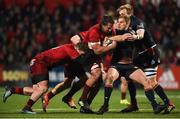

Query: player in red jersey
77 15 116 113
2 43 89 114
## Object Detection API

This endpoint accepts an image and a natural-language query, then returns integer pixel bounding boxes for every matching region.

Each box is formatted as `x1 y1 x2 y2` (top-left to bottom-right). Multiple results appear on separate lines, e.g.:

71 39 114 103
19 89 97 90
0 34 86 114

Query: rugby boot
3 86 12 103
78 99 94 113
62 96 77 109
163 102 175 114
121 104 139 113
41 94 49 112
120 99 130 105
22 107 36 114
153 104 167 114
97 105 109 115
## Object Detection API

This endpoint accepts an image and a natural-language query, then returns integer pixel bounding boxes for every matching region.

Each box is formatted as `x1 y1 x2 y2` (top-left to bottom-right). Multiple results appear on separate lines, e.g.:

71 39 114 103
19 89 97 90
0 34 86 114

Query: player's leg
87 77 103 105
79 76 103 113
120 77 130 105
3 86 33 103
42 78 72 112
21 58 50 114
148 74 175 114
62 75 87 109
78 68 101 100
121 80 138 113
62 63 88 109
86 63 107 105
78 68 102 113
22 79 48 114
129 68 167 114
97 67 119 114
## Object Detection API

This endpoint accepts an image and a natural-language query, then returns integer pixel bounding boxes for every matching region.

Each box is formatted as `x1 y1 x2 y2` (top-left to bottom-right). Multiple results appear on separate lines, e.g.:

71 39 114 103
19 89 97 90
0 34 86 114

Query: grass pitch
0 87 180 118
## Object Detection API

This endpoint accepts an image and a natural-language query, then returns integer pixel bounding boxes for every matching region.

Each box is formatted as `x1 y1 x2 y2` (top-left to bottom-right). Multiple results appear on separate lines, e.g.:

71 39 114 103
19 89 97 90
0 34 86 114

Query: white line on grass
0 108 153 113
1 92 179 98
0 108 179 112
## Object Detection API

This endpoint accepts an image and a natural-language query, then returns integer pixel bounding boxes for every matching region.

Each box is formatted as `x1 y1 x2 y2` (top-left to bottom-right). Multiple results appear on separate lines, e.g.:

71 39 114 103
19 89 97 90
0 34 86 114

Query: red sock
80 84 92 100
121 92 126 100
47 91 55 99
25 99 35 108
11 87 24 94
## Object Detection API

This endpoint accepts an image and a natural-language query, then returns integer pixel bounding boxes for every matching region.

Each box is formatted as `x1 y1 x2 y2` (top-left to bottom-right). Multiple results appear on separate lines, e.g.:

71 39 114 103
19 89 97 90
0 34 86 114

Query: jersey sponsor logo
30 59 36 66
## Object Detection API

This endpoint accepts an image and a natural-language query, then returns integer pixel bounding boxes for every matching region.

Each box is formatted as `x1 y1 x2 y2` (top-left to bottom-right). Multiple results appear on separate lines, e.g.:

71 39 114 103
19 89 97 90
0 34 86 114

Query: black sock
128 81 137 105
65 83 82 99
87 79 102 105
154 84 169 105
121 92 126 100
103 86 113 106
80 84 92 100
145 89 157 110
65 75 87 99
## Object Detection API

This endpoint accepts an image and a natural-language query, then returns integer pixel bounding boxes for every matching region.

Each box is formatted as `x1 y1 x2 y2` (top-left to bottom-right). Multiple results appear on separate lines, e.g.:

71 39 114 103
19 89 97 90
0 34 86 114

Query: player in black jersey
97 15 167 115
117 4 175 114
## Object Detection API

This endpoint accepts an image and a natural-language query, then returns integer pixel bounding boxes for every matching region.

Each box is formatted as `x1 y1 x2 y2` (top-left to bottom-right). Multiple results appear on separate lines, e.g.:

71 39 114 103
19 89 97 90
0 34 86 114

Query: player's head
100 15 114 35
76 42 89 53
117 16 129 30
117 4 133 18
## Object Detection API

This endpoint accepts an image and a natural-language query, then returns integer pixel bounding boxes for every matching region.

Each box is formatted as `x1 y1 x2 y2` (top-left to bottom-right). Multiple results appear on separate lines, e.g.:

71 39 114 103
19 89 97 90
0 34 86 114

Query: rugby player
2 43 90 114
117 4 175 114
97 15 167 115
77 15 116 113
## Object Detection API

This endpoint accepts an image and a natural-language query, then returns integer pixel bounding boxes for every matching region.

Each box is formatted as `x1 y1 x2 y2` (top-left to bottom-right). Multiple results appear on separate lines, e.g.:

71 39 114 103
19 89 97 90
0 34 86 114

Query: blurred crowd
0 0 180 66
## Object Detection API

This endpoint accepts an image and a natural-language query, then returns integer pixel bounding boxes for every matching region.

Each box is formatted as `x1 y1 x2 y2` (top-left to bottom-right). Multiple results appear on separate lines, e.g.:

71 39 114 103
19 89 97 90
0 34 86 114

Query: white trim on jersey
88 42 101 49
91 63 100 70
138 44 157 54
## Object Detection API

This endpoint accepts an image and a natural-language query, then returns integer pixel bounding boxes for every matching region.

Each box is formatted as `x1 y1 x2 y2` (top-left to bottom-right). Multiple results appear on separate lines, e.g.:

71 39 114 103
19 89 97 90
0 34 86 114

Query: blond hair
117 4 133 15
118 15 130 23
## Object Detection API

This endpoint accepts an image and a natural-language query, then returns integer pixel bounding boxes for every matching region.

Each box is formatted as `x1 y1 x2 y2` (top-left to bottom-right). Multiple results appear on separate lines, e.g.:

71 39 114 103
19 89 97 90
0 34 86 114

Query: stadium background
0 0 180 90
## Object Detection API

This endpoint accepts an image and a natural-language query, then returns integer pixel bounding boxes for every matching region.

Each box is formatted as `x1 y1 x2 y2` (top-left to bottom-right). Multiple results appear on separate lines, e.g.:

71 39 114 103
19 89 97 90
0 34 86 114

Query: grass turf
0 87 180 118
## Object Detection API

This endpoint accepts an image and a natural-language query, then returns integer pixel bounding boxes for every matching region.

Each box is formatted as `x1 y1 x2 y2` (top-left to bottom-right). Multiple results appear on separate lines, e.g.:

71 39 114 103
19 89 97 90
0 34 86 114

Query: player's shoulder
131 16 143 25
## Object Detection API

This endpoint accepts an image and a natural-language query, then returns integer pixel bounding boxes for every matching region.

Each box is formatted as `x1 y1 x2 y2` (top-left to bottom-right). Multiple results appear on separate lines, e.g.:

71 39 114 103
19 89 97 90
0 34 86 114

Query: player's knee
143 79 152 90
33 85 39 92
91 69 102 80
151 80 158 88
121 78 128 86
40 86 48 94
105 75 114 85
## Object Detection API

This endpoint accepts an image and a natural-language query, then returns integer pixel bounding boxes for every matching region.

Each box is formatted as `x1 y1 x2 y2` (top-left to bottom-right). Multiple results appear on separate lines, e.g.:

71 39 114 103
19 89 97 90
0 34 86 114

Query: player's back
130 16 156 52
34 44 79 68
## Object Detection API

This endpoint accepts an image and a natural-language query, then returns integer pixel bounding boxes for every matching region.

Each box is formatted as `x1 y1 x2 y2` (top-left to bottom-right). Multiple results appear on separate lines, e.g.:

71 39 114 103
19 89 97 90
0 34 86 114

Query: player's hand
103 37 112 46
122 33 134 41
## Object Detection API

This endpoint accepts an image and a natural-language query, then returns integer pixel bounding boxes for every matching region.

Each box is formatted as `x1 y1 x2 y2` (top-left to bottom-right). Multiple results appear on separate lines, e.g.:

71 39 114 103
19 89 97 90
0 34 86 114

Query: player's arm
70 35 81 45
90 41 116 55
132 21 145 40
132 28 145 40
107 33 133 42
